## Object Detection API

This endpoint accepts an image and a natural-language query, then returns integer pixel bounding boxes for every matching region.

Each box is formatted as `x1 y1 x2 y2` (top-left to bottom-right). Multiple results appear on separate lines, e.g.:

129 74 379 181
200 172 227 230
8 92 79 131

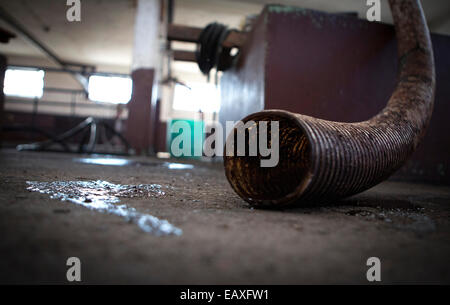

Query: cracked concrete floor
0 149 449 284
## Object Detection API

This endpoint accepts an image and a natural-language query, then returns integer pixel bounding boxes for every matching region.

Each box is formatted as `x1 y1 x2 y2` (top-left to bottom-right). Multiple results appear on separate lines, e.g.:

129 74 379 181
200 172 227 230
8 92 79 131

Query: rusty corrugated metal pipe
224 0 435 207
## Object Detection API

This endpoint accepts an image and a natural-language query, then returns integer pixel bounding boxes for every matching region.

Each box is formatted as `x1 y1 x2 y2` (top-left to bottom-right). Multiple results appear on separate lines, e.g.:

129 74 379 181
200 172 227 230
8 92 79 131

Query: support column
0 54 6 148
126 0 162 155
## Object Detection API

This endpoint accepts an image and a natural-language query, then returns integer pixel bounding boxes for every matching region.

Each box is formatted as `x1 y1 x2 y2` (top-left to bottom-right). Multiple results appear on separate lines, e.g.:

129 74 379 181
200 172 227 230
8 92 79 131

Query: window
3 68 45 99
173 83 221 113
88 75 132 104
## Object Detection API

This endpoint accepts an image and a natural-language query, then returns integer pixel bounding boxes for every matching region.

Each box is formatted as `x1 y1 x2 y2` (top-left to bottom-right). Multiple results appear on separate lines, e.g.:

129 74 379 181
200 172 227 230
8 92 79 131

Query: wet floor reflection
26 180 182 236
75 157 194 170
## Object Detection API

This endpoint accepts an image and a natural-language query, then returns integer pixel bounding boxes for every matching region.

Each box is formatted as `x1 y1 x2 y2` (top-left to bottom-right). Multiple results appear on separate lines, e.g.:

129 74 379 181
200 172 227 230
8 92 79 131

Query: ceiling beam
168 24 246 48
172 50 196 62
0 6 94 93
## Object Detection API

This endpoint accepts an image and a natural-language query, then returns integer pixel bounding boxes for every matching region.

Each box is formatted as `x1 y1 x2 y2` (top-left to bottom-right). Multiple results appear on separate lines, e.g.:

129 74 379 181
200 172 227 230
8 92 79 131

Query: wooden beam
168 24 246 48
173 50 196 62
168 24 201 43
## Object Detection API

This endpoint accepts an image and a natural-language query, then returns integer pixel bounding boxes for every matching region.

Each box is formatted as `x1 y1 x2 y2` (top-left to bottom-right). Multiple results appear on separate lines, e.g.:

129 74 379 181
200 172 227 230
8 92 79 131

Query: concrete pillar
126 0 162 155
0 54 6 148
132 0 161 71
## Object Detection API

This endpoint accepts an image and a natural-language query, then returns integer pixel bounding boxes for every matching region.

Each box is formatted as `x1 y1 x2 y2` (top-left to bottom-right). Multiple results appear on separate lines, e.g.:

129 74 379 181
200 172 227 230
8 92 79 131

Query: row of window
3 68 221 112
3 68 132 104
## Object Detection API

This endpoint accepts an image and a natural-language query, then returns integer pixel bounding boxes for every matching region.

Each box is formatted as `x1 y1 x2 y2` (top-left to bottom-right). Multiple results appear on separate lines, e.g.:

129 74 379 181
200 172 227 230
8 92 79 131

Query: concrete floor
0 149 449 284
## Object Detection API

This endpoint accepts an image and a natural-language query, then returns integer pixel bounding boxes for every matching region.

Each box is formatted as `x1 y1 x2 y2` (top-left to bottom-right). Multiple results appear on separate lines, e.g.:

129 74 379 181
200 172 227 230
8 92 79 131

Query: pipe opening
224 112 313 205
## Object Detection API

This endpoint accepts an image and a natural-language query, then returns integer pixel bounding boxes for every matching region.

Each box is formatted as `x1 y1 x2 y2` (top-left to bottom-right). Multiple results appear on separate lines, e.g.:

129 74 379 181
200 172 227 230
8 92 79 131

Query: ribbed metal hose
224 0 435 207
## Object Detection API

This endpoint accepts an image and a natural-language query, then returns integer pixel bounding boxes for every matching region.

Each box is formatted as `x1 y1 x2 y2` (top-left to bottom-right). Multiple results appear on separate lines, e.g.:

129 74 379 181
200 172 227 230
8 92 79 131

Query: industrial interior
0 0 449 285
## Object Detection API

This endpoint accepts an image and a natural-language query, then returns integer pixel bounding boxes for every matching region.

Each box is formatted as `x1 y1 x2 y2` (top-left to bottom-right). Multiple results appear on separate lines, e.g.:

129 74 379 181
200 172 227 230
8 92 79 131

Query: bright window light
88 75 132 104
4 68 44 99
173 83 221 112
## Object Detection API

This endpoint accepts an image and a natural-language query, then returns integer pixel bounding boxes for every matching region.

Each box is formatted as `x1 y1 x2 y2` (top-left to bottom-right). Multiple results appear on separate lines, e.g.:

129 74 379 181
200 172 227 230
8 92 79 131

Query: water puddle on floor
75 157 194 170
26 180 182 236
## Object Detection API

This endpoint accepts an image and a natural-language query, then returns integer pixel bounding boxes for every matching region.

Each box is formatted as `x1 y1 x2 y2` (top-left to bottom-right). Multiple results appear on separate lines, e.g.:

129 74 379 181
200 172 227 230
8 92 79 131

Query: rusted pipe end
224 110 315 207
